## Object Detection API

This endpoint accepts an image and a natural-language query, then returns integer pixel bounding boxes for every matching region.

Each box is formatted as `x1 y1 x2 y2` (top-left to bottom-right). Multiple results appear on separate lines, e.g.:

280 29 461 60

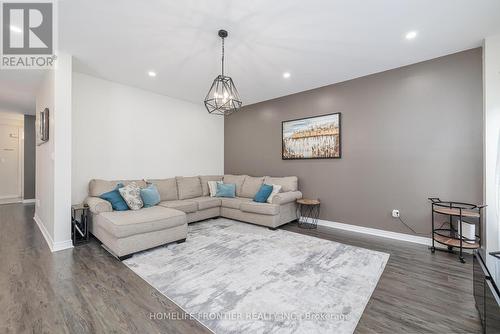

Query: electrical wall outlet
392 209 400 218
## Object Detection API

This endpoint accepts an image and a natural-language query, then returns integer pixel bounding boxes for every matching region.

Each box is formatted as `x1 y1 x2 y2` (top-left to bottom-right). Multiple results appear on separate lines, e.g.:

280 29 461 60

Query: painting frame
282 112 342 160
37 107 50 146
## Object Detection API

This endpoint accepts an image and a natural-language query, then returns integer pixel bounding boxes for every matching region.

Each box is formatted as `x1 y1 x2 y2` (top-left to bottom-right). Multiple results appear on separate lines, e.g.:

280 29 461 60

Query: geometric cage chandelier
204 29 242 116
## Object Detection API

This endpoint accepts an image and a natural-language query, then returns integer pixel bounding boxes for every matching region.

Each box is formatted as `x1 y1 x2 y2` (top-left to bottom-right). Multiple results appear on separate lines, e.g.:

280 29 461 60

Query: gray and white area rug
124 219 389 334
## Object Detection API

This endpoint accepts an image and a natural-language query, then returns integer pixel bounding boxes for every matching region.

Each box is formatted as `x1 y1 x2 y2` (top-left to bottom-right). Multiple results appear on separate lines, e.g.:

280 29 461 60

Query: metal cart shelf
429 198 485 263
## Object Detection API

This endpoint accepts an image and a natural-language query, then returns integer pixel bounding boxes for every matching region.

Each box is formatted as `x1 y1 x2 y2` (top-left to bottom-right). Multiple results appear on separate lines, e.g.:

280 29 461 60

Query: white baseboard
315 219 432 246
33 213 73 252
52 239 74 252
33 213 54 250
22 199 36 204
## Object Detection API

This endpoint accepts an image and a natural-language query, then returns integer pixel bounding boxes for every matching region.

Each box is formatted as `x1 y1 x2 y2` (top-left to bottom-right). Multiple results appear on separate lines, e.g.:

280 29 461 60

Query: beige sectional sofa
84 175 302 259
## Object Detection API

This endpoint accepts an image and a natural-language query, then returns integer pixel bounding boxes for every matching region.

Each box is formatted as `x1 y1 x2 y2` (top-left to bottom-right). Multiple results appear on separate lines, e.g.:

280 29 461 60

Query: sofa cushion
240 176 264 198
220 197 252 209
192 197 221 210
240 202 280 216
89 179 147 197
223 175 247 196
199 175 223 196
148 178 178 201
84 196 112 214
271 191 303 205
176 176 202 200
97 206 186 238
159 200 198 213
263 176 298 192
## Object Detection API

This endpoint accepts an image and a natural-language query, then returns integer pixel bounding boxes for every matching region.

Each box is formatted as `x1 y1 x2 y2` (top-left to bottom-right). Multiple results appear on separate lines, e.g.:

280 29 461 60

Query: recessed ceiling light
283 72 291 79
405 31 418 40
10 25 22 33
148 71 157 77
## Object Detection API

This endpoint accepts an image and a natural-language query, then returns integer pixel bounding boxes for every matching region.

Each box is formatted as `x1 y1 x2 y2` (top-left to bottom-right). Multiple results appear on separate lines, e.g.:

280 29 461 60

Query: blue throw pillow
99 183 129 211
216 183 236 198
141 184 161 208
254 184 274 203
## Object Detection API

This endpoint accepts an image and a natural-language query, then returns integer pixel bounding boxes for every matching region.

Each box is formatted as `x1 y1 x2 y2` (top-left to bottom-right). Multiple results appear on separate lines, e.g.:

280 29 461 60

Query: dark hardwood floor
0 203 481 333
282 224 482 334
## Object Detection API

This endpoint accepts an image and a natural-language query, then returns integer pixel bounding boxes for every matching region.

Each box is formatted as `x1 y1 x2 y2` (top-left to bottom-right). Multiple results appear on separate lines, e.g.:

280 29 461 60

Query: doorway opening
0 112 35 205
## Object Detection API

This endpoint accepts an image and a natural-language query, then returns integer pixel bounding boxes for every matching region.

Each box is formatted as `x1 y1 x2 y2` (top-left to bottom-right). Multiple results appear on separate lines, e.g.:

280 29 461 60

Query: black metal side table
296 199 320 229
72 204 90 246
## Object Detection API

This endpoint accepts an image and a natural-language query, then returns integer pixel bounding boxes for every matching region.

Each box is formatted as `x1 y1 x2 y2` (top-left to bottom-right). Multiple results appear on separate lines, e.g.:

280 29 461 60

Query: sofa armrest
271 191 302 205
84 196 112 214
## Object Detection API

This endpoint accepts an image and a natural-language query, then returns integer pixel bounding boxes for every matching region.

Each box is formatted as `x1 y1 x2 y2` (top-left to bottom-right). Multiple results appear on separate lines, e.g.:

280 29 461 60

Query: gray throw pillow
118 182 143 210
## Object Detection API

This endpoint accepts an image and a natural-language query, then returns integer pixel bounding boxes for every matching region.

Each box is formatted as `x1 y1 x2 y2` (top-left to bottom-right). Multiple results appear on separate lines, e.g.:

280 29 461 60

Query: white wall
34 53 73 252
35 70 55 239
483 34 500 280
53 54 73 244
71 72 224 204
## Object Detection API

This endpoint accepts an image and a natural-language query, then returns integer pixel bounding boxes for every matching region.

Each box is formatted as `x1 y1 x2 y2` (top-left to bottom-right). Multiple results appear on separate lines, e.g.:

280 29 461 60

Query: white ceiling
2 0 500 112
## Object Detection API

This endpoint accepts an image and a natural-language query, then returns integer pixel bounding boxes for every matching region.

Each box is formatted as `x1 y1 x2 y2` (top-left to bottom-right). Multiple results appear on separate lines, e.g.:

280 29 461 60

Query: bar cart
429 198 485 263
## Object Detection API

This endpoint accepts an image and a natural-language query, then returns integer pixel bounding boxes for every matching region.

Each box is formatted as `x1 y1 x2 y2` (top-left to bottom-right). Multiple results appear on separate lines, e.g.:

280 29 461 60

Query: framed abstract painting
282 112 341 159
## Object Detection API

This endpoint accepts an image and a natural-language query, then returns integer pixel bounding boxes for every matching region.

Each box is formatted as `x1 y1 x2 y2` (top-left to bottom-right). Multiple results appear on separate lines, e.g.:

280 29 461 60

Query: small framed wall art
37 107 49 145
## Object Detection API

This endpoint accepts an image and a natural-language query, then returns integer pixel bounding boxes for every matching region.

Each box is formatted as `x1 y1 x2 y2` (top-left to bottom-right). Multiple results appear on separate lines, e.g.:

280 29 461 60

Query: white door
0 125 20 199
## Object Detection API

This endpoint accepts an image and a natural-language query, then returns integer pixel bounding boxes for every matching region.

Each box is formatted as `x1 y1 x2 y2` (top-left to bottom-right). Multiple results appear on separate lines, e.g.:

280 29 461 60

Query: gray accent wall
24 115 36 199
225 48 483 235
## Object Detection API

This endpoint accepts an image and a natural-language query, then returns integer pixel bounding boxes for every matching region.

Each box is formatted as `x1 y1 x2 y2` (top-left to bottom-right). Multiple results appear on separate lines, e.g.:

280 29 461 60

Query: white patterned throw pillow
119 182 144 210
207 180 223 197
266 184 282 203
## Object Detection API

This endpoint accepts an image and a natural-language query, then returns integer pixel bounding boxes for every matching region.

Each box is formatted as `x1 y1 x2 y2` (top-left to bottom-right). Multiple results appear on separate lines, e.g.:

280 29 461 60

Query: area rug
124 218 389 334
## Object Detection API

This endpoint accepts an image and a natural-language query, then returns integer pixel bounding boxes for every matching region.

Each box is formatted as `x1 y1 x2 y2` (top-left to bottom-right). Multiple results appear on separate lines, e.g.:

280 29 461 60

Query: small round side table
296 199 320 229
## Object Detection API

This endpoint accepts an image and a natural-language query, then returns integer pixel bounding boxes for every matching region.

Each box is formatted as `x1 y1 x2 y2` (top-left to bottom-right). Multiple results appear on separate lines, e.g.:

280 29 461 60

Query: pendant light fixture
204 29 242 116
